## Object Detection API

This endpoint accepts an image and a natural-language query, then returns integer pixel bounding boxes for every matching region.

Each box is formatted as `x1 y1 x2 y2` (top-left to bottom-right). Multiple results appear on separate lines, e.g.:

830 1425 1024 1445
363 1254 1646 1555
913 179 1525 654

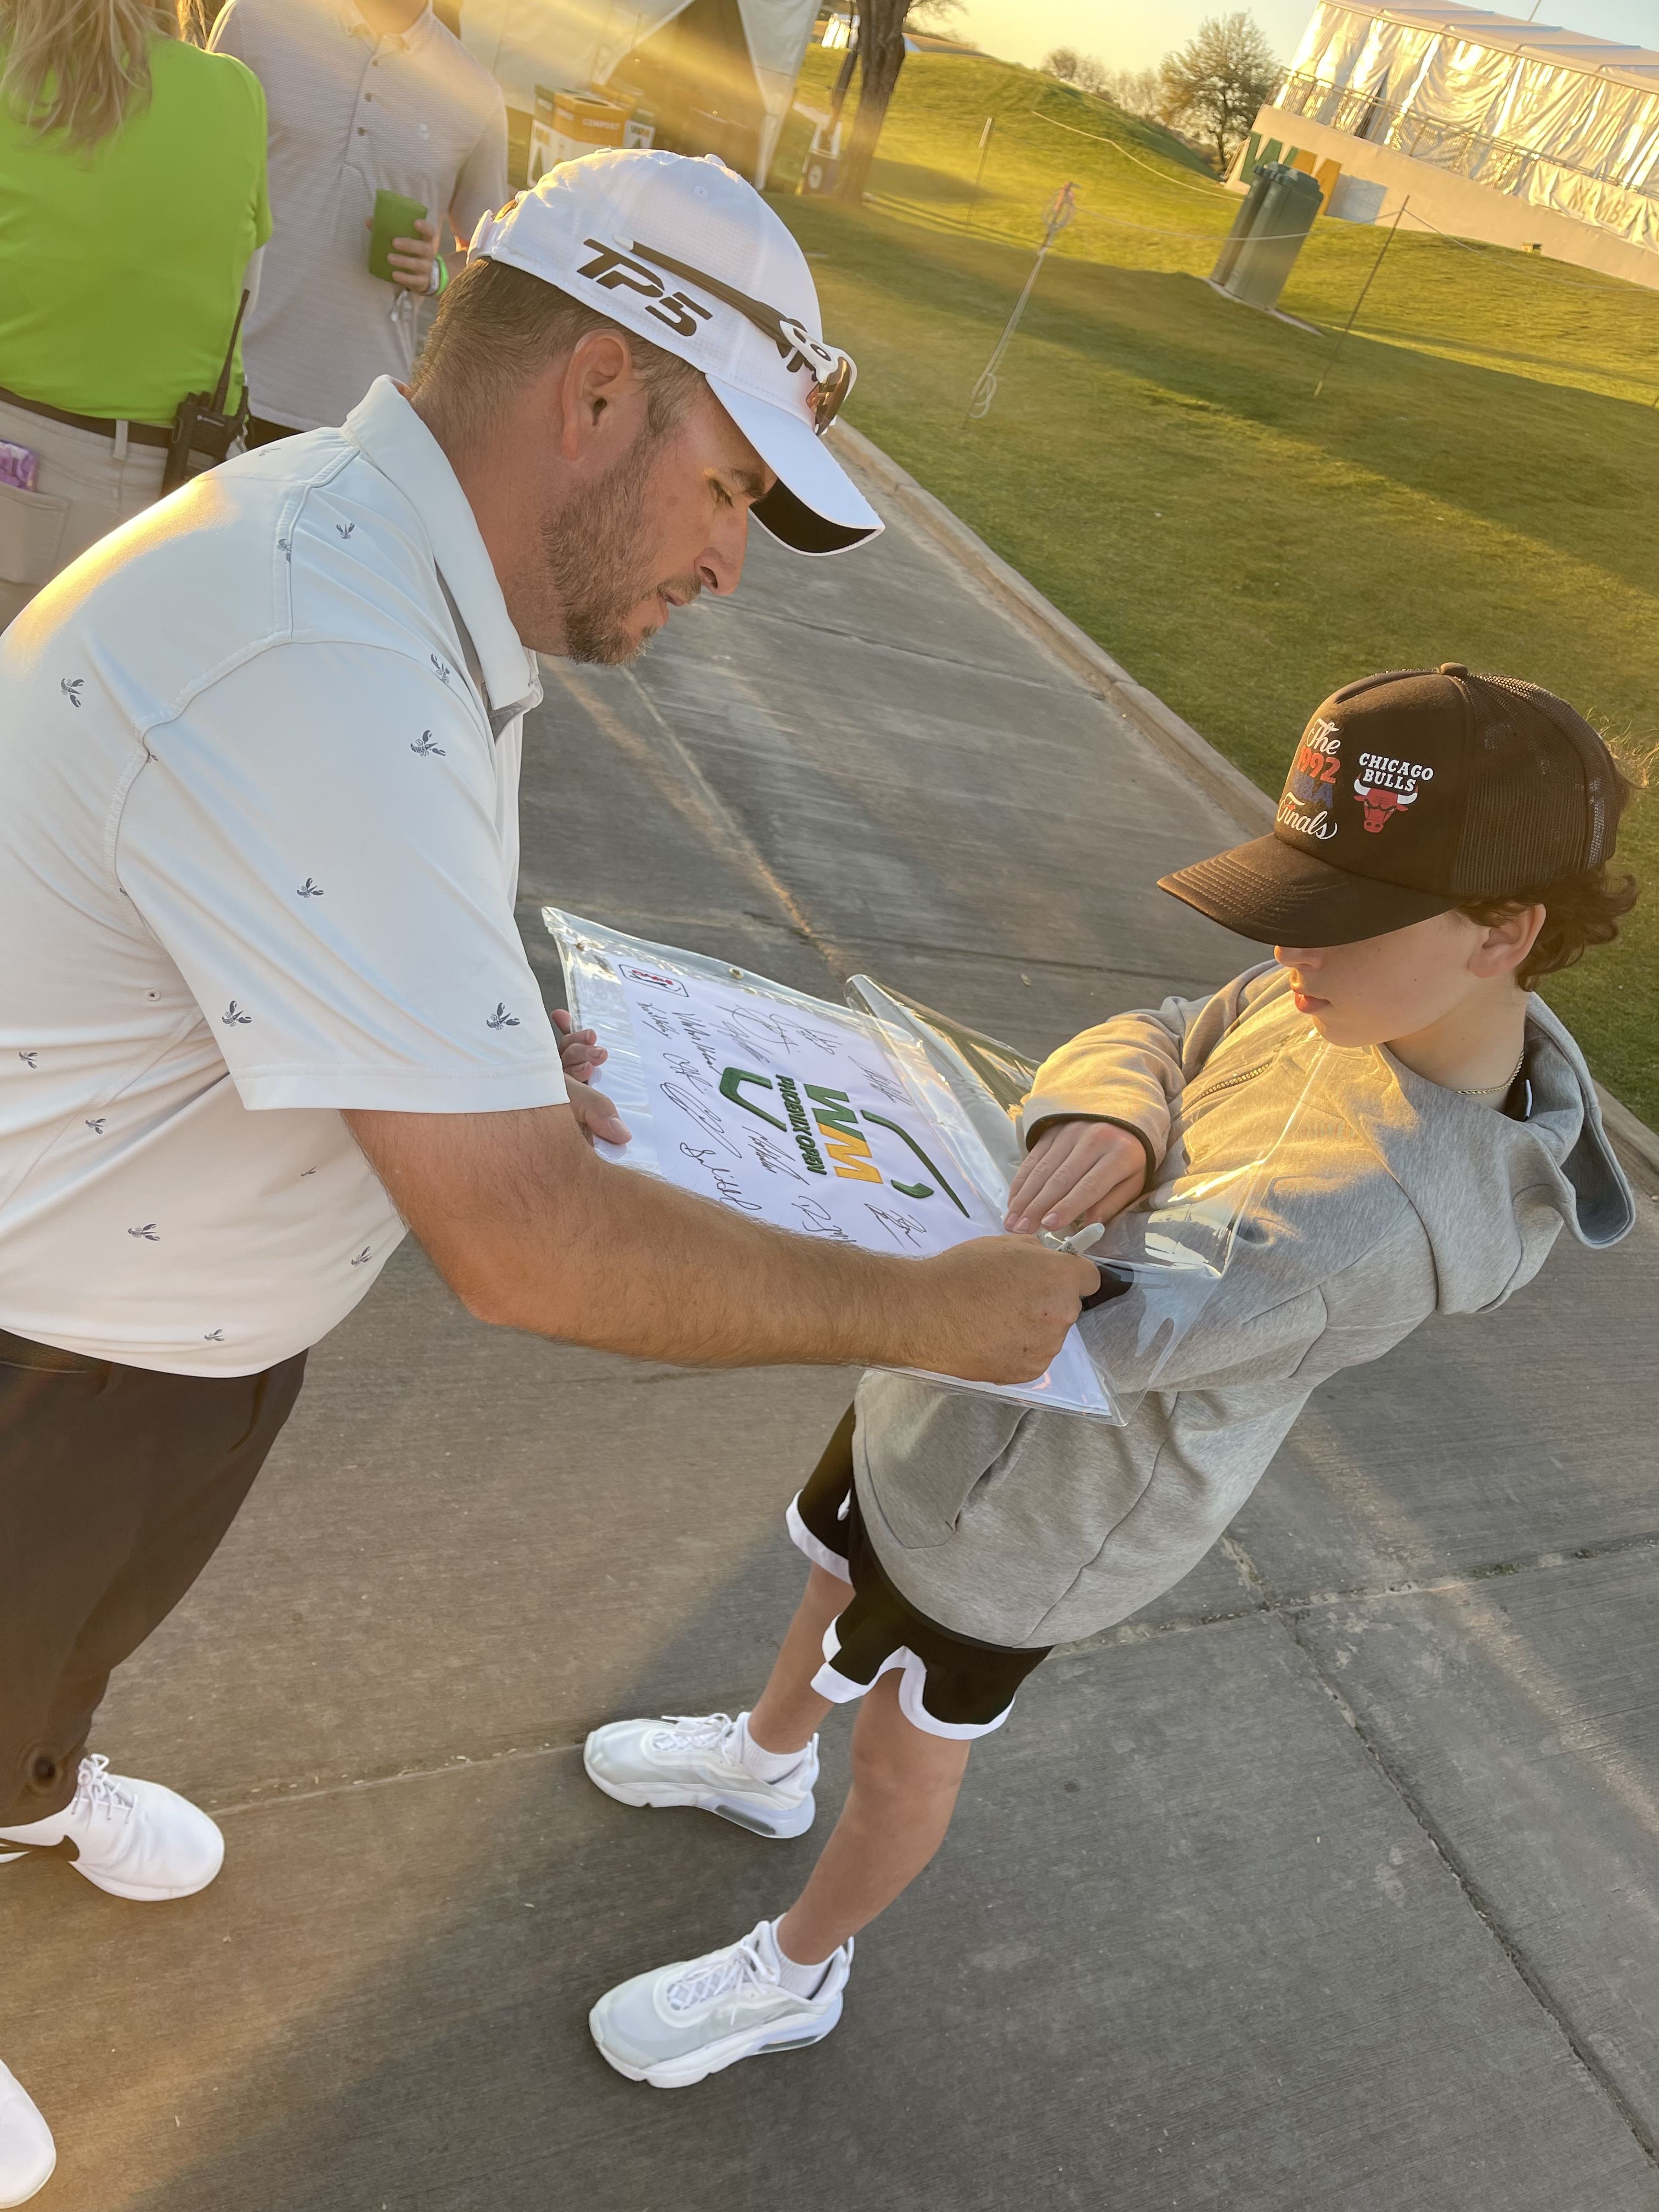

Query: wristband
430 255 449 298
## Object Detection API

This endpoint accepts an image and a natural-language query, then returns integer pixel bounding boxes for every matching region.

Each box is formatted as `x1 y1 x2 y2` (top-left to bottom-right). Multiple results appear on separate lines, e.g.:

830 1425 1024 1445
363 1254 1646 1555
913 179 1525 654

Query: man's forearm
346 1103 1092 1384
484 1125 919 1368
348 1103 915 1370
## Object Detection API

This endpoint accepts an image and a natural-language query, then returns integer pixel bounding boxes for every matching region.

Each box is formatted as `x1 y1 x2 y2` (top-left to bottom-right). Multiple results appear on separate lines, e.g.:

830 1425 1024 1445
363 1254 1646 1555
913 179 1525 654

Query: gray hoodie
851 964 1635 1649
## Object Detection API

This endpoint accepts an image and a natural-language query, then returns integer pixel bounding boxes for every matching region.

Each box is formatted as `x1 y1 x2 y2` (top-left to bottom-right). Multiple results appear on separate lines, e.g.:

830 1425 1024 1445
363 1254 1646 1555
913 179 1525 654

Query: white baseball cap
466 148 883 557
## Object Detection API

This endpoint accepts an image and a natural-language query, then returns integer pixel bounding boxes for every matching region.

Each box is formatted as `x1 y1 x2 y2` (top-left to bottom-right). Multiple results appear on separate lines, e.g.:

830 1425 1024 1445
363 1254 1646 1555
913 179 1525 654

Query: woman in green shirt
0 0 270 628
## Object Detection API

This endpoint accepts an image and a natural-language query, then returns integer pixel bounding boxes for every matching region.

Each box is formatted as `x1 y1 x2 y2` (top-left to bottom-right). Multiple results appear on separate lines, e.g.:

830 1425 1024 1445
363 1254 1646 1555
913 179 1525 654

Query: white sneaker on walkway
583 1713 818 1840
0 2060 55 2206
0 1755 223 1902
590 1920 851 2087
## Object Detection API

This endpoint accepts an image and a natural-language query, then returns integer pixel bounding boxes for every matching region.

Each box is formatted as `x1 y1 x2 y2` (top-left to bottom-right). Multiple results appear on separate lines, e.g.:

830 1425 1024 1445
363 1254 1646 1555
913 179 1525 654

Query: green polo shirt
0 36 270 422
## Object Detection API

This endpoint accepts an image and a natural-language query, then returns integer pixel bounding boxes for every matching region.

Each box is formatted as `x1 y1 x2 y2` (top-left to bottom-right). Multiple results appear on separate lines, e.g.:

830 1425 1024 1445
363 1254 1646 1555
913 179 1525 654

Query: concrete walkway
8 462 1659 2212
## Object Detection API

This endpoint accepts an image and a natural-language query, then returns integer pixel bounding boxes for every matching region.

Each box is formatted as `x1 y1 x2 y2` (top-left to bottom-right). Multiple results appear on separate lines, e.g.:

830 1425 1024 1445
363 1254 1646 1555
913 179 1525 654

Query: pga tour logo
620 962 687 997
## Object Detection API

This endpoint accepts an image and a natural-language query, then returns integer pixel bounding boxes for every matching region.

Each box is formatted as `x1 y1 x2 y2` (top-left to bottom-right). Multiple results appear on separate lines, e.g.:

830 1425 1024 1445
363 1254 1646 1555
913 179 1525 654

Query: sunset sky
955 0 1659 77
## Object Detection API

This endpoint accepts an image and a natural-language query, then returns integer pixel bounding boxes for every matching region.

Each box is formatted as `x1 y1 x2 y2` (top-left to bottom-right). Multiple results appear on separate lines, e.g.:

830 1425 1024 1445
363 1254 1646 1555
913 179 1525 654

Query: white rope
1028 102 1230 197
1070 207 1341 243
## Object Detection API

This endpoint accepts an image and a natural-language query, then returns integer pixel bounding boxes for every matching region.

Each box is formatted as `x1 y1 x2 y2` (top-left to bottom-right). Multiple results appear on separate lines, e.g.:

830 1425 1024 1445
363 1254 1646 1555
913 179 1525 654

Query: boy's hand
554 1006 609 1084
554 1012 627 1146
1005 1119 1146 1237
564 1077 629 1149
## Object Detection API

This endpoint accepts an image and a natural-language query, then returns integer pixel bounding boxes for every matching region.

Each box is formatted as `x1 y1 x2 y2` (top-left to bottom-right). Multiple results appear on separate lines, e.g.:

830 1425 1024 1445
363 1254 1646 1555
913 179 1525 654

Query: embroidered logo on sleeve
18 1049 37 1067
127 1222 161 1241
297 879 324 898
60 678 84 708
487 1003 520 1030
410 730 445 757
221 1001 252 1026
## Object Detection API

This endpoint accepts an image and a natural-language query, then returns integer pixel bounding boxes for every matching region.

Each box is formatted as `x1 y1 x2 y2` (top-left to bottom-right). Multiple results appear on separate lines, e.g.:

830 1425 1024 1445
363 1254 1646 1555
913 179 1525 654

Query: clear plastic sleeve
546 910 1328 1425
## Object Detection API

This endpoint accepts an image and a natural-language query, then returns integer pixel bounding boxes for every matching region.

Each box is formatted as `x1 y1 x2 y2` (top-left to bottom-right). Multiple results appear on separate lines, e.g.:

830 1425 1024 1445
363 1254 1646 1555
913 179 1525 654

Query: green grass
773 49 1659 1126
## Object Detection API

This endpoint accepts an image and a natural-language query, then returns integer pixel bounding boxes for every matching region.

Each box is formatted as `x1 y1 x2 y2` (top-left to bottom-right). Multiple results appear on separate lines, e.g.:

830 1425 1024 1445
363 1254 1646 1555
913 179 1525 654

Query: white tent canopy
1280 3 1659 251
462 0 819 181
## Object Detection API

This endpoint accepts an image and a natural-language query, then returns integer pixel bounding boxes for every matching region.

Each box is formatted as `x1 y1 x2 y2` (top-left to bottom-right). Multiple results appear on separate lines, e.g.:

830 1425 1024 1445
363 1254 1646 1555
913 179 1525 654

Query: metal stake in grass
1314 195 1409 400
964 182 1077 424
964 114 996 228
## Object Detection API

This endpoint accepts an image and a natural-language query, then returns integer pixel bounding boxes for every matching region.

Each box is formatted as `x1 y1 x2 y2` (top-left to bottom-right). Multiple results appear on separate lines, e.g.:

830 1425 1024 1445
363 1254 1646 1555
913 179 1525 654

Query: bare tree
1157 12 1279 171
1098 65 1164 117
835 0 963 204
1045 49 1165 117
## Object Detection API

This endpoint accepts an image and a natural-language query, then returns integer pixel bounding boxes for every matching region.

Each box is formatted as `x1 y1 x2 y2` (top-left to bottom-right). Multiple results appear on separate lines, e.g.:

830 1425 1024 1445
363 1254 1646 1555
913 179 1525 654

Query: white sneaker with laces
590 1919 851 2087
0 1756 224 1902
583 1713 819 1839
0 2059 55 2207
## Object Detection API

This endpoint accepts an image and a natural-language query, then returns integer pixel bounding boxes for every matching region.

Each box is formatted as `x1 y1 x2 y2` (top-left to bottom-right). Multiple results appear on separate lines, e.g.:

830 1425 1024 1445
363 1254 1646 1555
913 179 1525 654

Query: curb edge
827 420 1275 837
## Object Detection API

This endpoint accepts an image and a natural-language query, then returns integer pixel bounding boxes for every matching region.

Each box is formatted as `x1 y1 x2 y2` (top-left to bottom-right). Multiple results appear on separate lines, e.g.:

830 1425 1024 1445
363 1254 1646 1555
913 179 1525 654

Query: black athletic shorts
786 1406 1052 1740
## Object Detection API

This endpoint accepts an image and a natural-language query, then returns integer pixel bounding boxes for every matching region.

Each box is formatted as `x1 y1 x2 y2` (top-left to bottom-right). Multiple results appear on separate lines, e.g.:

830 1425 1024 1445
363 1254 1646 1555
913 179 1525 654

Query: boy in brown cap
575 666 1641 2087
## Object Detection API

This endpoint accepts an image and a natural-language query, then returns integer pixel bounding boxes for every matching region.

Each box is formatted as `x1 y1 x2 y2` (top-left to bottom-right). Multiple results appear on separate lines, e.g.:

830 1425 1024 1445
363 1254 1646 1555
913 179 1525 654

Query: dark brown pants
0 1330 306 1825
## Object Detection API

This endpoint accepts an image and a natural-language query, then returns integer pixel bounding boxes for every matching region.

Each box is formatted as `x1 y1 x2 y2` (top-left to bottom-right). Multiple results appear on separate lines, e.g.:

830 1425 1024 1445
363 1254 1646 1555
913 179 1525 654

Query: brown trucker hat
1159 664 1627 946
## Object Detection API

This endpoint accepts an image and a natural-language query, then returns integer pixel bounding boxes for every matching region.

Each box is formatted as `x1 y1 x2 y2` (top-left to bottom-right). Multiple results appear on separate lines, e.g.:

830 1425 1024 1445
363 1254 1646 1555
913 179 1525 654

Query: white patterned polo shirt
211 0 506 433
0 376 565 1374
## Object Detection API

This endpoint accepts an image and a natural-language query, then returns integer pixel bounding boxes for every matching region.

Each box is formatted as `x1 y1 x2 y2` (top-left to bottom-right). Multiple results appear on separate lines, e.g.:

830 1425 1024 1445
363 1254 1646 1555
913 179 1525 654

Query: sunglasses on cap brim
631 242 856 434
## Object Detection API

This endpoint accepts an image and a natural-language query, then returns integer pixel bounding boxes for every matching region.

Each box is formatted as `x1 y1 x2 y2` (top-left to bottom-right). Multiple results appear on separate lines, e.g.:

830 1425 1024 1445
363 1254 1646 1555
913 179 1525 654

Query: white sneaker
590 1919 851 2087
0 2060 55 2207
583 1713 818 1840
0 1756 223 1903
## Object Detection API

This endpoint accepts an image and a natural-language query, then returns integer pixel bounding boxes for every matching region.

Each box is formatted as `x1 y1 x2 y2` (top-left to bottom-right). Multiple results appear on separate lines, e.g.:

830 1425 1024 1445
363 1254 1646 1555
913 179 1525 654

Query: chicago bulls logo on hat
1352 751 1433 836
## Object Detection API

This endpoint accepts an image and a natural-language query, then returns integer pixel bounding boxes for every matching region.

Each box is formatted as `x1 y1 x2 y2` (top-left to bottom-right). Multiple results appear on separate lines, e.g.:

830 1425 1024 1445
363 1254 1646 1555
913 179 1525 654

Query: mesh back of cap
1451 674 1611 895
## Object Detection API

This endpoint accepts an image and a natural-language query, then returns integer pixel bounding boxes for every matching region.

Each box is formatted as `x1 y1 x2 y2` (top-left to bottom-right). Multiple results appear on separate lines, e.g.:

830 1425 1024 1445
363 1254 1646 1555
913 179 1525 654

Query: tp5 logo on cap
576 241 715 340
466 149 882 558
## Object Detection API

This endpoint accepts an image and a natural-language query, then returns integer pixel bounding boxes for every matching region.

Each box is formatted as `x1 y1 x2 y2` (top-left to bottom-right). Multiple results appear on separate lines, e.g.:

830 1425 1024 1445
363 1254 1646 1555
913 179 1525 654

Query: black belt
0 382 173 449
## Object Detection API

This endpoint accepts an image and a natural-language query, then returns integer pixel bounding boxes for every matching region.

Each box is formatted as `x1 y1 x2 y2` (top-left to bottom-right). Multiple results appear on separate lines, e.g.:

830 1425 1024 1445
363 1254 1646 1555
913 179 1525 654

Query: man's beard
542 431 693 666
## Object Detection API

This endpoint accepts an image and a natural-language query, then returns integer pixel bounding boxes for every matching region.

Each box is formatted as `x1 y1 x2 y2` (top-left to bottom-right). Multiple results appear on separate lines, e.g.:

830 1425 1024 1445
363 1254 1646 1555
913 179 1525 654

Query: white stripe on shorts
786 1488 853 1584
809 1617 1017 1742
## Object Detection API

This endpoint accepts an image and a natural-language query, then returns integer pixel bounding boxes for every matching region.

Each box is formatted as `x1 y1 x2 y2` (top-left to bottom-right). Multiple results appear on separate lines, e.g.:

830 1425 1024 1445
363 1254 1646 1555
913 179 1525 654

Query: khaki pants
0 398 169 631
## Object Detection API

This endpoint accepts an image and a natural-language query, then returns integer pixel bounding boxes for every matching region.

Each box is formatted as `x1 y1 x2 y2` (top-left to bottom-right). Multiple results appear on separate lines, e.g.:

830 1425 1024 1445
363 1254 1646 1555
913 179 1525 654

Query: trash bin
529 86 633 180
1211 162 1324 314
